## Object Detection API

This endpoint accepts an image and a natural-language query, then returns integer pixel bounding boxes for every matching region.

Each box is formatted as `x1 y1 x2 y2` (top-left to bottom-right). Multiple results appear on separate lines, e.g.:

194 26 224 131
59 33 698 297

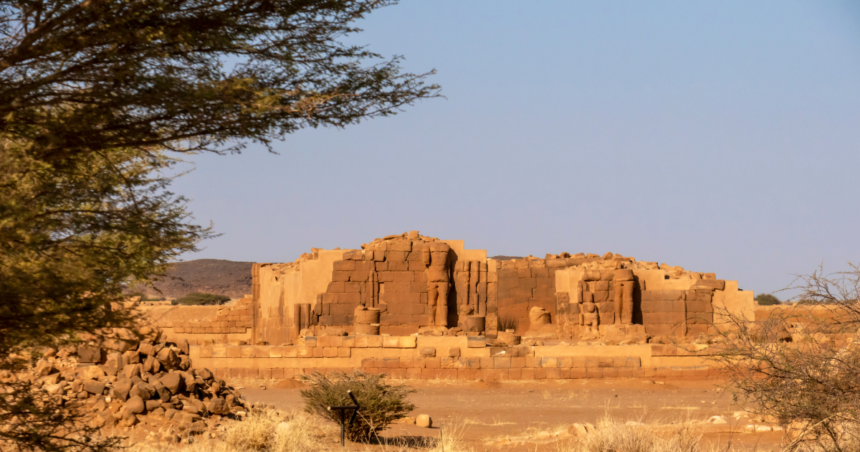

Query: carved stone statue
529 306 551 330
580 299 599 336
526 306 554 337
424 242 451 327
613 269 635 325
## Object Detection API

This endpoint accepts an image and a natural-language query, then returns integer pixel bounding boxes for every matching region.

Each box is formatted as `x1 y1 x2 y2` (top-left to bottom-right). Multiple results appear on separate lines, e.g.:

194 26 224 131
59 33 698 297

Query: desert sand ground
239 378 784 451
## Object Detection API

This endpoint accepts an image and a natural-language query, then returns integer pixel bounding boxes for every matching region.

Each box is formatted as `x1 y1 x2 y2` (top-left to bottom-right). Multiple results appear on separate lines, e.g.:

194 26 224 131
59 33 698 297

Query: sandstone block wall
150 233 755 348
139 298 254 345
189 337 724 381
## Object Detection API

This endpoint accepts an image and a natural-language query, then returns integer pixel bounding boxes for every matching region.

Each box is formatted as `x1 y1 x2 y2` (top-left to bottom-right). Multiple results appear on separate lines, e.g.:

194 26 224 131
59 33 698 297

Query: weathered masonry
148 231 752 345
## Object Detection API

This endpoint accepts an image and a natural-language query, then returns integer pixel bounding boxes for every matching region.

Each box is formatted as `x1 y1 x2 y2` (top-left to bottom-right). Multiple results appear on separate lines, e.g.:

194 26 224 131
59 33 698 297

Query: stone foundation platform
190 336 722 381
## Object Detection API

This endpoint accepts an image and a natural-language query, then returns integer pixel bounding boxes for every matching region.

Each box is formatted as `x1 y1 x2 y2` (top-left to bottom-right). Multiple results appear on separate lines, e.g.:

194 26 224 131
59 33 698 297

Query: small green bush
755 293 781 306
299 371 415 442
172 292 231 305
126 292 166 302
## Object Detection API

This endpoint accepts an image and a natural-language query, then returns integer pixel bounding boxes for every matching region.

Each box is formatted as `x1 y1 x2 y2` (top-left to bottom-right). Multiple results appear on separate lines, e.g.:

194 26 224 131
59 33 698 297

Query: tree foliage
1 1 436 449
0 140 204 356
714 263 860 452
0 0 439 157
755 293 781 306
172 292 232 305
0 140 204 450
300 371 415 442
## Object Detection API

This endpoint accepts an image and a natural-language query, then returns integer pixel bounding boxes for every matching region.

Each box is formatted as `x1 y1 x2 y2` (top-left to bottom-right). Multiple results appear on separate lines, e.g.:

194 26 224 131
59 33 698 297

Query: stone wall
148 232 755 349
189 336 723 381
138 299 254 345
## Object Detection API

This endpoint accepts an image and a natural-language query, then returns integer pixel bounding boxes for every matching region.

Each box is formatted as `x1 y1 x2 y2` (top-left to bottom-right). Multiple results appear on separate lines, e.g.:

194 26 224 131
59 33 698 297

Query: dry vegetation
129 407 469 452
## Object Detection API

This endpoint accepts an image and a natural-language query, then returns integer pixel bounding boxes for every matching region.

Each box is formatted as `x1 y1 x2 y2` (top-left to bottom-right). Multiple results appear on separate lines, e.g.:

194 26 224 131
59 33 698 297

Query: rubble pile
18 327 246 444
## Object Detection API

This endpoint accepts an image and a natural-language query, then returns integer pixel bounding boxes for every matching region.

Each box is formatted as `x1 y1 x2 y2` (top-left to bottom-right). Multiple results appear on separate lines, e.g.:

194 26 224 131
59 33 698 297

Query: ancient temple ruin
242 231 753 345
141 231 755 382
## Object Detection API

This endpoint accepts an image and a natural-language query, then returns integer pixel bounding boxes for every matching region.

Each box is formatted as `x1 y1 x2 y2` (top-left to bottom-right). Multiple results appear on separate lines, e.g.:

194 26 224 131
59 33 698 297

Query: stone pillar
354 306 380 335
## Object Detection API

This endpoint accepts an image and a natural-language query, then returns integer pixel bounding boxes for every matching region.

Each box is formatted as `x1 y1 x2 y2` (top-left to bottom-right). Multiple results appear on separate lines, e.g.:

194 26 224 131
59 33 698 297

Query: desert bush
755 293 781 306
172 293 232 306
129 408 335 452
713 263 860 452
300 371 416 442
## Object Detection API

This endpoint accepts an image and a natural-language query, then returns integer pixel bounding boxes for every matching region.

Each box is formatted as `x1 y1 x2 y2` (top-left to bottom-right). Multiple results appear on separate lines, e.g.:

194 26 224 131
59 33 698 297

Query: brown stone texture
496 257 591 335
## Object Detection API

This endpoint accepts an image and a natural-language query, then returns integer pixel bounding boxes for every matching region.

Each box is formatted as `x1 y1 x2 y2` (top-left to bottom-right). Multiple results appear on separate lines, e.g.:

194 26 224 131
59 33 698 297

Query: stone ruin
155 231 753 347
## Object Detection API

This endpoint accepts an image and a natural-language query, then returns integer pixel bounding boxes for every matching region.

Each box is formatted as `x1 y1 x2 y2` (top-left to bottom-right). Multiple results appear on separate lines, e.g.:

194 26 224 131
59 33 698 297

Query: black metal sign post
328 390 360 448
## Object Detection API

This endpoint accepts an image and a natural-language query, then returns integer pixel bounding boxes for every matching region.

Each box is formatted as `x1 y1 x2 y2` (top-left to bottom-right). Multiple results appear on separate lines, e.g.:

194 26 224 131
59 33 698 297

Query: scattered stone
77 345 102 363
416 414 432 428
126 396 146 414
83 380 106 395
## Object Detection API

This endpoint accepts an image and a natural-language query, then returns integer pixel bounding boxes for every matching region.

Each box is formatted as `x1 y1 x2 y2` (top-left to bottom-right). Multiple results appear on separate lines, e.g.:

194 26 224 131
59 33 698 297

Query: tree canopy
0 0 439 158
0 1 437 449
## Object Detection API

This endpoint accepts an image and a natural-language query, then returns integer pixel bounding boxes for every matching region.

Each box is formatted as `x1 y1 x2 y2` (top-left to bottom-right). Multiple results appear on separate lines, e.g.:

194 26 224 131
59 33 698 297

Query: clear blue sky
172 1 860 298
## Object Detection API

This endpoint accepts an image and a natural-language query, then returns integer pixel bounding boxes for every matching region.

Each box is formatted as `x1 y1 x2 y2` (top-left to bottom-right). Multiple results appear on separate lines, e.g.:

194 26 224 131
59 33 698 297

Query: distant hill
489 255 523 261
129 259 253 299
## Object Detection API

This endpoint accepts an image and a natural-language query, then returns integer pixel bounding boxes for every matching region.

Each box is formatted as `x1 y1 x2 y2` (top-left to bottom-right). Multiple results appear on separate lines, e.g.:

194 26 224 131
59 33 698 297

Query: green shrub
299 371 415 442
126 292 165 302
754 293 781 306
172 292 231 306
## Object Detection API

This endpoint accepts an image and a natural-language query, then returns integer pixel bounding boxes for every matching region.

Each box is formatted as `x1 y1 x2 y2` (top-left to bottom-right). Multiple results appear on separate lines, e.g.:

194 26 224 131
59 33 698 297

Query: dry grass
129 407 472 452
555 416 705 452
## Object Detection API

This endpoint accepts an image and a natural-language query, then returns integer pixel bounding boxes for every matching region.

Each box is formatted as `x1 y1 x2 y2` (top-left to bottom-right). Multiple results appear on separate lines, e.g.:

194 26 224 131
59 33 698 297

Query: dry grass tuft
557 416 704 452
129 408 472 452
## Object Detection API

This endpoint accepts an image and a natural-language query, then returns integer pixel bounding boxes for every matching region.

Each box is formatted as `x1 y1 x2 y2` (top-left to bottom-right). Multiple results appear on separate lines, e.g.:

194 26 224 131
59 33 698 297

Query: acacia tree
713 264 860 452
0 141 204 450
0 1 437 449
0 0 439 156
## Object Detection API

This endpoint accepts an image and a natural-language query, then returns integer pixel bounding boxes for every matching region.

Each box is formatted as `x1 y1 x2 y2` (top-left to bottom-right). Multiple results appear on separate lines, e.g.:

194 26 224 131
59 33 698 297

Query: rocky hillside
130 259 253 299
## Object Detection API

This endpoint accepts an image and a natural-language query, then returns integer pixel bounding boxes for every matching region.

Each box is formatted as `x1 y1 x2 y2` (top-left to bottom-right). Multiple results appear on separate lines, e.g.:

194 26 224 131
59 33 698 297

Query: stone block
466 336 486 348
540 357 559 368
333 261 355 271
526 356 541 368
77 345 102 363
387 261 409 271
385 251 408 261
586 368 603 378
480 357 494 369
367 336 383 348
420 357 441 369
494 357 511 369
695 280 725 291
399 336 417 348
420 347 436 358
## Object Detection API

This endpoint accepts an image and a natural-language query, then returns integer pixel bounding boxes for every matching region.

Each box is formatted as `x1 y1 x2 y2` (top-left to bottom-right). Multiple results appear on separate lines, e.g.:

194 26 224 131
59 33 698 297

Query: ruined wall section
253 250 349 345
557 264 751 338
310 234 489 335
140 297 254 345
494 254 629 335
